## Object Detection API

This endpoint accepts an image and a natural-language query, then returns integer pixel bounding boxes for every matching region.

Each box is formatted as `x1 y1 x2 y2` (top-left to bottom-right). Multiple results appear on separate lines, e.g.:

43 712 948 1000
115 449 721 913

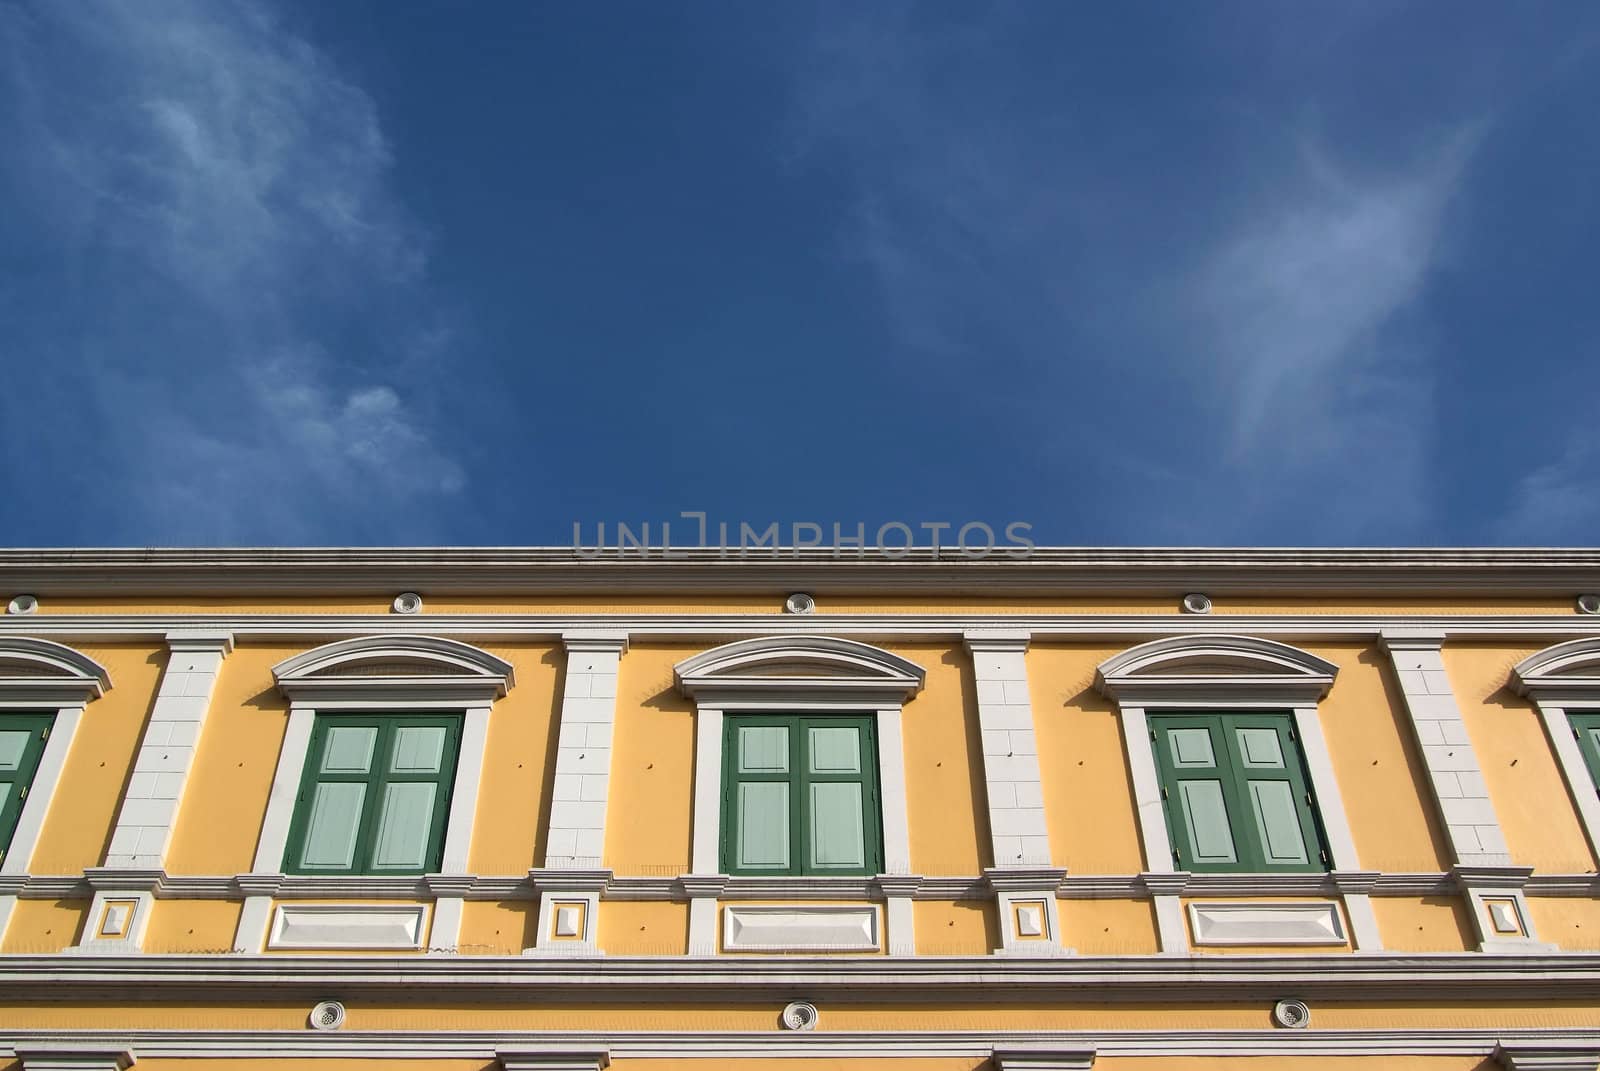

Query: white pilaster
544 632 627 869
965 631 1051 868
102 632 233 869
1381 630 1510 866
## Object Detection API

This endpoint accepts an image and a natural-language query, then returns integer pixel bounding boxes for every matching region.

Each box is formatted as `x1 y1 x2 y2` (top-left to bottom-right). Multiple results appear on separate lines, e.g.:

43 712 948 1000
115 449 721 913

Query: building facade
1 547 1600 1071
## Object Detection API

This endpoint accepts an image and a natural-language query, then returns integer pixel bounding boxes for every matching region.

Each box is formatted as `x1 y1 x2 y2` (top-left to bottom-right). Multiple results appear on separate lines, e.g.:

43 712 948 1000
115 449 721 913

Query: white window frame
1511 637 1600 863
675 636 925 880
252 635 514 879
0 638 109 877
1095 635 1376 953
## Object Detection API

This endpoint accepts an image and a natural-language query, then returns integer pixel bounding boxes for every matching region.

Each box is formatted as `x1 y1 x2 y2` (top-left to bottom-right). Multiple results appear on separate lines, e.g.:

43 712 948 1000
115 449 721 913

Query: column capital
964 629 1032 653
164 630 234 654
562 630 628 654
1380 628 1447 652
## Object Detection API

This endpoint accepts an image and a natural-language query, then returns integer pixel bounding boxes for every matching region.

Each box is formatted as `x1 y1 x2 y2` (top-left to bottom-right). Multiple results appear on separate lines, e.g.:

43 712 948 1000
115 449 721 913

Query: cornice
3 953 1600 1003
2 546 1599 598
10 613 1600 645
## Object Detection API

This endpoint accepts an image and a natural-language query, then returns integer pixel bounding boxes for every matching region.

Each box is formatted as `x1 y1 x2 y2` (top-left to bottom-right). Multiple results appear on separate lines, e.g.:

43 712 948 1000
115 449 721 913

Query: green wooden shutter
1570 713 1600 795
284 714 460 875
1152 716 1239 870
1151 712 1327 874
722 715 881 876
0 713 54 866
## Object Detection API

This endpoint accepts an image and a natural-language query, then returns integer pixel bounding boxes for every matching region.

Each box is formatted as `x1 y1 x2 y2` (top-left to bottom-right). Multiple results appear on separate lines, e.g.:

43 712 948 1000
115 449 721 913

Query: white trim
1186 900 1347 946
721 904 880 952
1512 639 1600 863
0 705 82 877
689 708 724 875
0 639 108 889
101 632 232 871
441 704 491 873
965 631 1051 869
1117 706 1171 873
250 705 316 874
1382 630 1511 868
1293 705 1362 872
544 632 627 870
17 611 1600 644
267 902 427 950
4 1026 1600 1060
876 707 911 875
273 634 514 688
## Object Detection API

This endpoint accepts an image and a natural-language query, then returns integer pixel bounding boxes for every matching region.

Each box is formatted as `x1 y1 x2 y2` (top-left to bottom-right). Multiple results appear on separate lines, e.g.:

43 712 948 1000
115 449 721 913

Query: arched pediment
1512 638 1600 699
675 636 924 704
1096 635 1336 705
0 637 109 703
273 636 513 702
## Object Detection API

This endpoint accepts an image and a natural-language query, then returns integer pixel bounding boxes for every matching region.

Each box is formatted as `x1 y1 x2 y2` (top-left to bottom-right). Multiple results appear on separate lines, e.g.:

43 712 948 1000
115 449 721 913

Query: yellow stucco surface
599 900 689 955
605 644 697 874
1372 896 1475 952
1058 896 1160 955
914 899 997 955
1029 643 1146 873
144 898 243 953
465 643 562 873
27 644 164 874
0 898 86 952
1527 895 1600 951
456 900 536 955
1444 642 1599 873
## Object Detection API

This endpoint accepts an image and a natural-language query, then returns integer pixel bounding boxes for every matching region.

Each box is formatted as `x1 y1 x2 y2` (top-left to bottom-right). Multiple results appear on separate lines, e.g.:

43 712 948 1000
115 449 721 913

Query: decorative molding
1382 630 1512 871
5 1027 1600 1061
1494 1042 1600 1071
0 636 110 699
498 1051 610 1071
965 630 1051 870
6 952 1600 1001
674 634 925 705
1095 633 1337 705
722 904 880 953
11 1045 136 1071
18 612 1600 645
1186 901 1347 947
993 1049 1097 1071
272 634 513 702
266 903 427 950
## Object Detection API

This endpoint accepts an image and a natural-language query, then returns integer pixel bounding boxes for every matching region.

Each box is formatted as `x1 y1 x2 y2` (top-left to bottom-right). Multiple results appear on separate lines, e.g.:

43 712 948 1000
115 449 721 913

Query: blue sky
1 2 1597 547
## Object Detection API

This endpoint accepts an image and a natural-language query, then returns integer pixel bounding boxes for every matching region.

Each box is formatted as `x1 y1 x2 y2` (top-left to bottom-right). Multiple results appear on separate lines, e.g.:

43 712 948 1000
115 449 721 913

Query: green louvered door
1151 712 1327 873
1571 713 1600 796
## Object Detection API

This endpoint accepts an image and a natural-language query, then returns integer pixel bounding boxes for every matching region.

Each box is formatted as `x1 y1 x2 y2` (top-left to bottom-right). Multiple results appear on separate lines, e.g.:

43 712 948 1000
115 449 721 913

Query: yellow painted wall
1444 643 1599 873
165 643 295 875
28 644 165 874
466 643 562 873
1059 897 1160 954
600 900 689 955
144 899 243 953
1029 644 1145 873
892 642 989 875
1309 642 1451 872
1527 896 1600 951
914 899 997 955
457 900 536 955
1372 896 1475 952
0 898 86 952
606 644 697 874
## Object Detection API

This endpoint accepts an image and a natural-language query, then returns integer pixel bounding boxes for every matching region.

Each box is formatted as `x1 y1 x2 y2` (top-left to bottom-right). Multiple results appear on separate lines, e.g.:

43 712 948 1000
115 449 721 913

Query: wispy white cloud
786 8 1479 541
0 0 462 542
1496 434 1600 544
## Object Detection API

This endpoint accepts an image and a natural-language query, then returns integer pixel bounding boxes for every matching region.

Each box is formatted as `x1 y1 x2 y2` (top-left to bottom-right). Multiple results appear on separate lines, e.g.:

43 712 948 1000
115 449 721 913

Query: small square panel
1486 899 1522 936
1013 901 1046 939
552 902 585 939
99 899 137 939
